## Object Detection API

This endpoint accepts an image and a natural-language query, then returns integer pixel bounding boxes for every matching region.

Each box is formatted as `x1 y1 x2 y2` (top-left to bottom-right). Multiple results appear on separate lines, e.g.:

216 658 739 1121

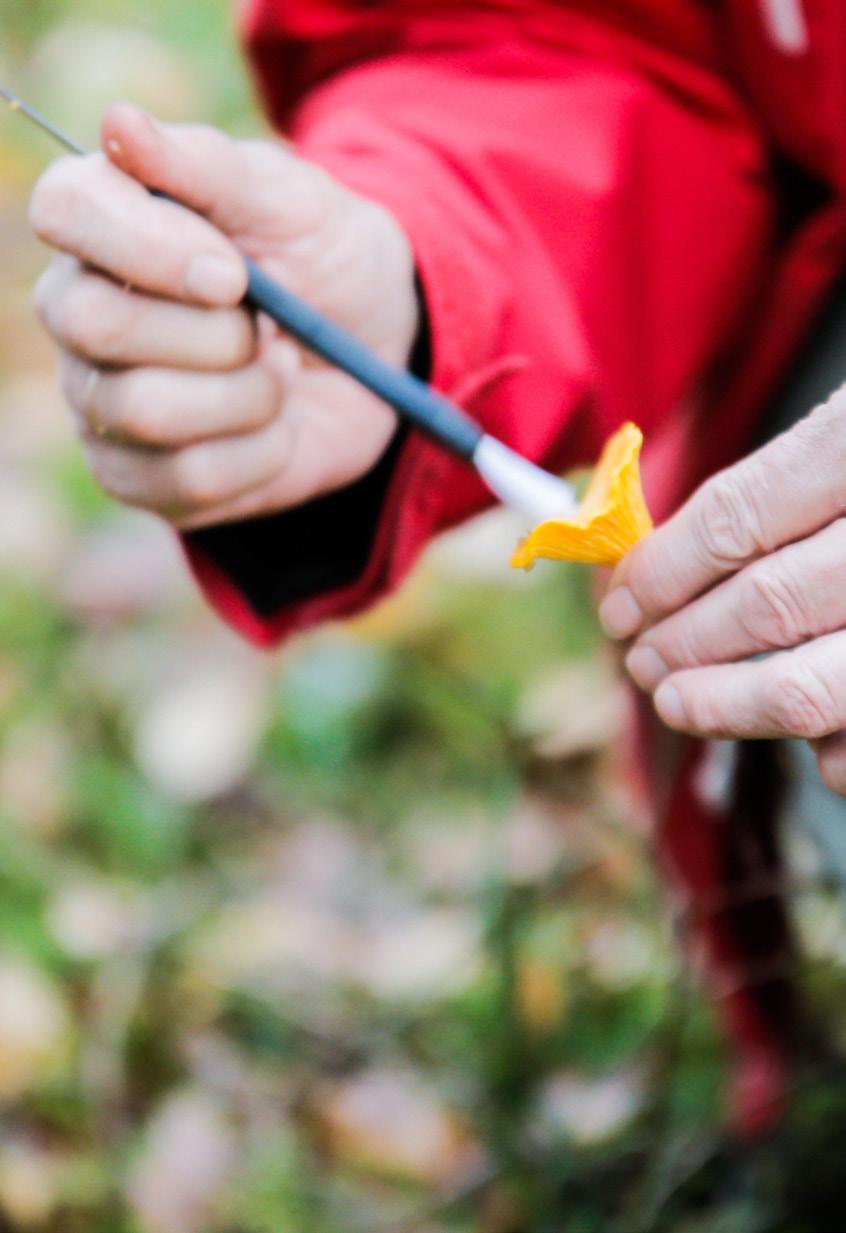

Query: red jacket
185 0 846 1129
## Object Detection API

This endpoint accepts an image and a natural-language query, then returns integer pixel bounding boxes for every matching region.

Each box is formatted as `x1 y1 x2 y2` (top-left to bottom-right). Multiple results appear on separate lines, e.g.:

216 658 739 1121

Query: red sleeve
184 2 773 648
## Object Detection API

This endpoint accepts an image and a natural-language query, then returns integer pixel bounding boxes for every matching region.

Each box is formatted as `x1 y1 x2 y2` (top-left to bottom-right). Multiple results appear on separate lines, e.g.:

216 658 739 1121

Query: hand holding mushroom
602 385 846 796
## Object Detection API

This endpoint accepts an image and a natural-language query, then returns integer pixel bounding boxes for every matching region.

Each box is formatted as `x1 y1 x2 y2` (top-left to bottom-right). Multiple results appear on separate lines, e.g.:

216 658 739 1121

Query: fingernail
599 586 642 639
625 645 669 691
185 254 244 304
655 682 686 729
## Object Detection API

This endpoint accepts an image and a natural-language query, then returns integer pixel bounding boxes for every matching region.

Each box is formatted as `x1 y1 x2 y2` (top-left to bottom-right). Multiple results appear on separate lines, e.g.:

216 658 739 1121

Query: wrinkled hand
29 103 417 529
599 387 846 794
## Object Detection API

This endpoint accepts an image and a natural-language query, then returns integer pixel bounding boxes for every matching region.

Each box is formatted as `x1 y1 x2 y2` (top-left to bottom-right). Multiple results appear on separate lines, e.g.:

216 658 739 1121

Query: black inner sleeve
185 279 432 620
185 424 408 618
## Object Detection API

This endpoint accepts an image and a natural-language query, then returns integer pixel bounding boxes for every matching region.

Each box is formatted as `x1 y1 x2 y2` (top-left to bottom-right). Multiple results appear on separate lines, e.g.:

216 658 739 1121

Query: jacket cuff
182 425 452 648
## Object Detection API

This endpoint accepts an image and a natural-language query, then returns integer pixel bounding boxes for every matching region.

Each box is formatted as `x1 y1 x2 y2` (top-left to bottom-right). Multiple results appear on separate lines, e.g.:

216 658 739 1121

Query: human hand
28 103 418 529
599 388 846 794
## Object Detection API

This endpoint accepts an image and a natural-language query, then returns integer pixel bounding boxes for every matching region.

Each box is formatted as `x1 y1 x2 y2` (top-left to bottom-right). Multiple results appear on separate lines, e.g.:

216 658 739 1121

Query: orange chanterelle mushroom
511 422 653 569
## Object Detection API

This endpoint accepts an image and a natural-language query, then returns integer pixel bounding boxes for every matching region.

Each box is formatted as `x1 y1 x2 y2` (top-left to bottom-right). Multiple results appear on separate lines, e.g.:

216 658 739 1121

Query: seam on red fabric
450 353 530 408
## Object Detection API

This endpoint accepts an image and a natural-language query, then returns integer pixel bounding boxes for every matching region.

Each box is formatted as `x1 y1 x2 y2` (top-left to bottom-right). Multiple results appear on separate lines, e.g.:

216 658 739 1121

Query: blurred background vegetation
4 3 846 1231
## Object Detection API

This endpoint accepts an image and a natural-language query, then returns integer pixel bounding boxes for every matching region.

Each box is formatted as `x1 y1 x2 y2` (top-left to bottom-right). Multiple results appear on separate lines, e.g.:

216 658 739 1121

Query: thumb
101 101 255 234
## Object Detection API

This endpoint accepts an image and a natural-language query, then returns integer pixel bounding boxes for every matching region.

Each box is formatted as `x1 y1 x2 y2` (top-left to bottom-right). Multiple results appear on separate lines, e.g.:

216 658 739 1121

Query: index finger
29 153 246 308
599 387 846 639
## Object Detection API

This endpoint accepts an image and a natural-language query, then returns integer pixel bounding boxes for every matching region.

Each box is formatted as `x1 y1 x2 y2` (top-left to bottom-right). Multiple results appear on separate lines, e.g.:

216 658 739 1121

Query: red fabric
191 0 784 640
184 0 846 1126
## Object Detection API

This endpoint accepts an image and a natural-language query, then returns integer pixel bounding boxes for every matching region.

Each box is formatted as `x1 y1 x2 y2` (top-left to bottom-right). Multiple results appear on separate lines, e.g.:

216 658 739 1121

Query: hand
28 103 418 529
599 386 846 794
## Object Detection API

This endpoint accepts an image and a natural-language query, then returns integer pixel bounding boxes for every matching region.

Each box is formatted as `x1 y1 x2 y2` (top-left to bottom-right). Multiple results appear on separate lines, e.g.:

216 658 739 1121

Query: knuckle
251 363 281 420
799 390 846 446
172 447 223 508
817 516 846 572
680 685 721 737
56 351 81 403
696 474 764 568
255 145 335 230
618 532 677 620
221 310 257 367
31 257 71 334
771 663 837 739
739 565 808 649
638 609 696 671
771 398 846 501
28 158 81 241
81 442 118 497
31 271 51 325
817 742 846 797
62 278 123 359
115 374 168 444
659 622 702 670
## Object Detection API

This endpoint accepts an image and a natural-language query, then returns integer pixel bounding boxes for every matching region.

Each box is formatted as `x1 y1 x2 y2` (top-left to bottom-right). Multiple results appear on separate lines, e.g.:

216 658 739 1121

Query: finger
600 385 846 639
653 630 846 741
100 101 315 237
172 382 388 529
36 259 255 369
99 105 395 339
81 410 295 517
29 150 246 307
813 730 846 796
59 352 282 447
626 518 846 691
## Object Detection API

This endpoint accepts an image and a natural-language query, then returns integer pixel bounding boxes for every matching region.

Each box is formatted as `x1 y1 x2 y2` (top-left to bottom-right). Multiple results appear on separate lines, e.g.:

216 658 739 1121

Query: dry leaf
0 956 69 1099
516 660 625 760
316 1067 479 1186
49 878 149 962
538 1070 643 1145
356 906 481 1002
517 959 567 1032
584 919 658 991
0 1138 58 1228
0 719 70 837
126 1088 235 1233
133 657 268 803
59 519 184 625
